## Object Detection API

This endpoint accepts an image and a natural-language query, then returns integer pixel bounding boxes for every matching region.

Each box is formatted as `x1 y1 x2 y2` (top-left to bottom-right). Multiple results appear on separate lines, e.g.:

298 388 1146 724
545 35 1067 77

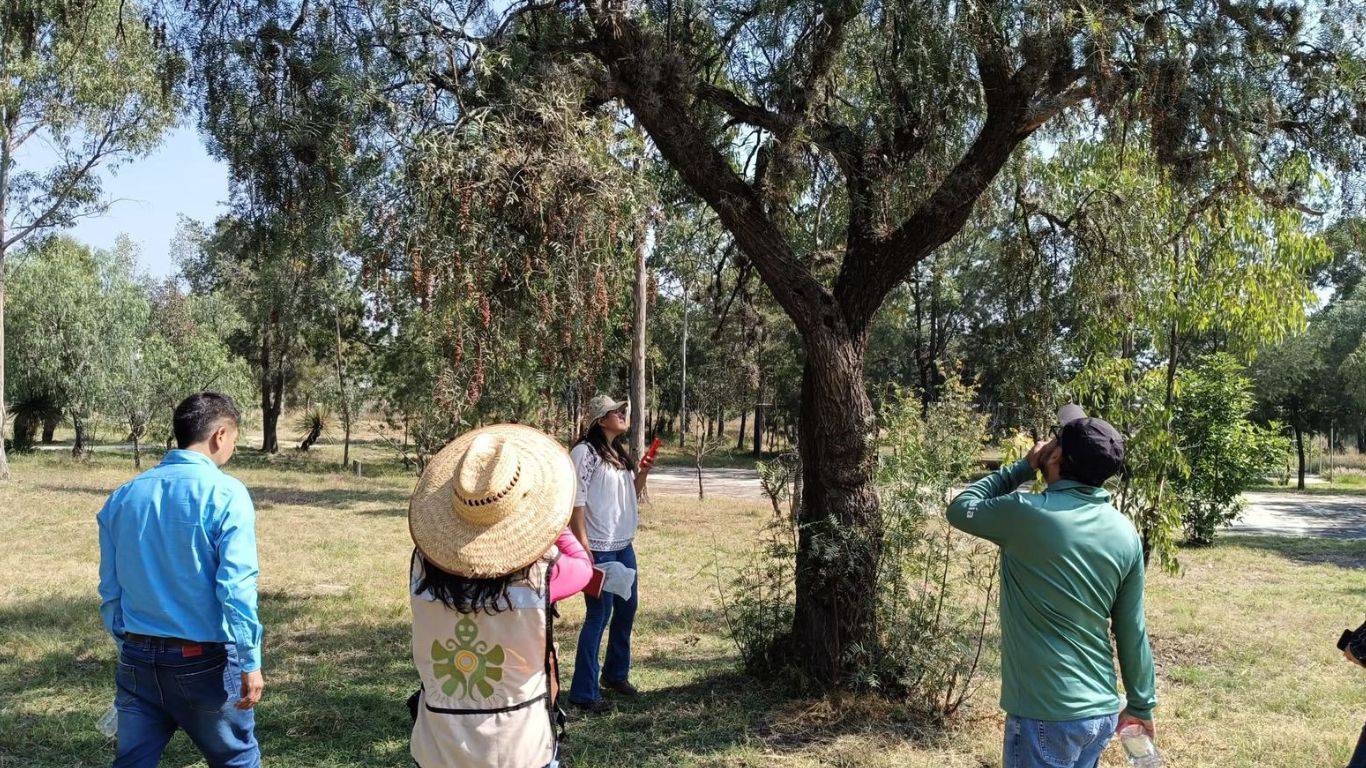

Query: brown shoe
600 677 639 696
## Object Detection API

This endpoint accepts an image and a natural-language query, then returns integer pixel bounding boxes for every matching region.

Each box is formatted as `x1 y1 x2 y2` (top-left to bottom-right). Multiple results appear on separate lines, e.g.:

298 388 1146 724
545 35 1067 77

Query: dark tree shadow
2 594 974 767
250 485 409 510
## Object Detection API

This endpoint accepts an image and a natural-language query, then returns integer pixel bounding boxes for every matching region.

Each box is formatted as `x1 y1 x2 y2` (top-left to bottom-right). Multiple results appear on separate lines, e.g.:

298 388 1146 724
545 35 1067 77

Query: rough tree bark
1295 422 1306 490
260 315 283 454
0 102 9 481
630 204 653 464
678 280 689 448
333 311 351 467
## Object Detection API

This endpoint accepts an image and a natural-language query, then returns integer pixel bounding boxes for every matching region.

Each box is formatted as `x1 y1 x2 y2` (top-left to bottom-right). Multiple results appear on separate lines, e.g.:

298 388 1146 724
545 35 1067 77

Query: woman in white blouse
566 394 653 712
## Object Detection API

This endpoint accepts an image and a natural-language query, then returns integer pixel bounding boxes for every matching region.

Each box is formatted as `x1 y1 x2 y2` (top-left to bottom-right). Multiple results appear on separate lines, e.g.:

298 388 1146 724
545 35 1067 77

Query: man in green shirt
948 405 1157 768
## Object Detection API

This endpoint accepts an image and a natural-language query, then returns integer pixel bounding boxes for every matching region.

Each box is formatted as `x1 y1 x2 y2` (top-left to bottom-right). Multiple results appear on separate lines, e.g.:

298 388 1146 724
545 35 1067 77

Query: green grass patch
1 452 1363 766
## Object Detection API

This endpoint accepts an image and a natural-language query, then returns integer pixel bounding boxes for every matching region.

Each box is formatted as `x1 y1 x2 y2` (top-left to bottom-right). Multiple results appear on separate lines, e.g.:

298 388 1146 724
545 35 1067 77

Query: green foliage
6 237 147 447
360 64 653 454
873 376 996 716
1070 356 1188 568
722 376 996 715
1 0 182 240
6 238 248 458
136 282 252 447
1173 354 1289 546
1036 141 1330 569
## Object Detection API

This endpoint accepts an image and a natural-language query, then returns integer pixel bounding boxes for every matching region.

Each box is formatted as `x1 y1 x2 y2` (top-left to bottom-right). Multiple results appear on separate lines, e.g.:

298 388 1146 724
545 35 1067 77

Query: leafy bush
720 377 998 718
874 377 997 717
718 453 798 678
1174 354 1289 546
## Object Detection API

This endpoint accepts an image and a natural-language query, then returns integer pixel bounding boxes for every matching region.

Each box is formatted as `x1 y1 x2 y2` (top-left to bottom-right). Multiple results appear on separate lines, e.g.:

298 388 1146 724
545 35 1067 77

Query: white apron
410 551 561 768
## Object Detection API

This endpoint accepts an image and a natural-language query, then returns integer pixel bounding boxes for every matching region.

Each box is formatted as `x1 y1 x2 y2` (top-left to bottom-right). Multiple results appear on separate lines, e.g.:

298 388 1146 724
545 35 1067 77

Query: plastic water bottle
96 704 118 739
1118 724 1164 766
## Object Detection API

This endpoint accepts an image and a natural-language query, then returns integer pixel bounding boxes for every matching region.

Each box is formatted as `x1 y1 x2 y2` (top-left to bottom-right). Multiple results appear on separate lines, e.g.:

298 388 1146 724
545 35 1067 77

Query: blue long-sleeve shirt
97 449 263 671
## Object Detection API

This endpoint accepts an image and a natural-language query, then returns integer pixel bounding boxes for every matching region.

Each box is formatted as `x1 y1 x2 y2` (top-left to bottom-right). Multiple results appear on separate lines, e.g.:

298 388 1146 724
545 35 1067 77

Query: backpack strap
543 557 567 742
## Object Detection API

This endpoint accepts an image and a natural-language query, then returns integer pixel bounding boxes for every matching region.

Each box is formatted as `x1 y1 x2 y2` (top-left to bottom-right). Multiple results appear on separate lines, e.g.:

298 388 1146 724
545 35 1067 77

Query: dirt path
649 466 1366 540
646 465 767 500
1232 491 1366 540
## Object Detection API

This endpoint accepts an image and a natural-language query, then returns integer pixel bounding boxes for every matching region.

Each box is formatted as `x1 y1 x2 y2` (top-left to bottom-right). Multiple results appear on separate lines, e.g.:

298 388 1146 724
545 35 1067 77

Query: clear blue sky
57 125 229 278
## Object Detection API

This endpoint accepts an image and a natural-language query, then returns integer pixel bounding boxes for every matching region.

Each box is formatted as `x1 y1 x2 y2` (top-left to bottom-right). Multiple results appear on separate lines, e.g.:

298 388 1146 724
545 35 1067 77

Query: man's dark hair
173 392 241 448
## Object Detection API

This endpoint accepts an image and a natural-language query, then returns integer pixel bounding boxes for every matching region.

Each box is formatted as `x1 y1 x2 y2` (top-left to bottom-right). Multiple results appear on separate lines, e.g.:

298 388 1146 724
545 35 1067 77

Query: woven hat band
452 434 526 526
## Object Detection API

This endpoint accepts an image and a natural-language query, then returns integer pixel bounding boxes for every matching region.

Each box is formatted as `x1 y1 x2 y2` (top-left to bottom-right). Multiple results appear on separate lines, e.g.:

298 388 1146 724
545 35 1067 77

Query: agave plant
295 406 331 451
8 393 62 452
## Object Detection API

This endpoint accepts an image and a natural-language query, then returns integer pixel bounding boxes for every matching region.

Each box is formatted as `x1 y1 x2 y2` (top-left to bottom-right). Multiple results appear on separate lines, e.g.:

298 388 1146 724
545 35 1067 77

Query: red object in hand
641 437 662 470
584 566 606 598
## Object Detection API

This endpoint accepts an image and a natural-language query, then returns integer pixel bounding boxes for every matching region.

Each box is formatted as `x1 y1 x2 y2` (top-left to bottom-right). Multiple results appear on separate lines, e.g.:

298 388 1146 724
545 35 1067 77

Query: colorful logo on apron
432 616 505 699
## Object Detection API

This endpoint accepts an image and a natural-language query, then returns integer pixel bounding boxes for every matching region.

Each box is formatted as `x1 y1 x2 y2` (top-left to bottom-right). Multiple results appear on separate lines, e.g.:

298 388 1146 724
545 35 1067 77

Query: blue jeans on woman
1004 712 1118 768
114 636 259 768
569 544 638 704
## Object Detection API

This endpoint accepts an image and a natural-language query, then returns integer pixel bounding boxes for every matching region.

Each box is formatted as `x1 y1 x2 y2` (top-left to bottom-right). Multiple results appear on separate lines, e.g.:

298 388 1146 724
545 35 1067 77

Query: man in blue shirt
98 392 264 767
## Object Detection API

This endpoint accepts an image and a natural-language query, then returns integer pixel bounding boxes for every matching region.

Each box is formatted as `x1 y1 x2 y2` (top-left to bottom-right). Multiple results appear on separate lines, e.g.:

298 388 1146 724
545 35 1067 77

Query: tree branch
583 0 838 339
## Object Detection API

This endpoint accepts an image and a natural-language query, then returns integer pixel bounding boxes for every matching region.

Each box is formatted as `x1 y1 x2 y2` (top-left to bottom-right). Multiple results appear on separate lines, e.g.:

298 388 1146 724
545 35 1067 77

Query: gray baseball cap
586 394 629 422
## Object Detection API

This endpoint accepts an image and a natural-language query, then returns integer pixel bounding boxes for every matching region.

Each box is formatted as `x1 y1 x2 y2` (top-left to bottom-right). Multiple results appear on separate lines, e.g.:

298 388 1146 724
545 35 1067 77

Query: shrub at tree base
721 378 997 719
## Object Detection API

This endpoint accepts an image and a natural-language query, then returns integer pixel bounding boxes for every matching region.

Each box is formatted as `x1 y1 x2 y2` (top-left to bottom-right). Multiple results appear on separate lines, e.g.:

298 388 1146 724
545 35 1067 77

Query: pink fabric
549 528 592 603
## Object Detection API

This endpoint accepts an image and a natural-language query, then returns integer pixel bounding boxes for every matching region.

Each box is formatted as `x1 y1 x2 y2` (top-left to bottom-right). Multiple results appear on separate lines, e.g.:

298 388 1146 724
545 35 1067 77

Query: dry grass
1 445 1364 767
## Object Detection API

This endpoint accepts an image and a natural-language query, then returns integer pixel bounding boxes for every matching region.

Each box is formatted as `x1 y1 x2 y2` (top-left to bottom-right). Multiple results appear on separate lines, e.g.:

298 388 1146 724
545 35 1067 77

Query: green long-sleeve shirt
947 459 1157 722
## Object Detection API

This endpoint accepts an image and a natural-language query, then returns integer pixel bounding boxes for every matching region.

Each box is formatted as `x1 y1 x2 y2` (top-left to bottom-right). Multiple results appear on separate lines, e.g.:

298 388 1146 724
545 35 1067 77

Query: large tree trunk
333 311 351 467
678 283 689 448
789 331 881 687
42 413 58 443
1295 423 1306 490
630 208 652 464
71 413 87 458
260 317 282 454
581 0 1044 691
736 409 747 451
0 131 9 480
0 249 7 481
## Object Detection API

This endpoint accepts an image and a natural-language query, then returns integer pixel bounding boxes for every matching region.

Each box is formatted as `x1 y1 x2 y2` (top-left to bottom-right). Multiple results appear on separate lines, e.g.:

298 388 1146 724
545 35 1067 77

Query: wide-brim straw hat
409 424 575 578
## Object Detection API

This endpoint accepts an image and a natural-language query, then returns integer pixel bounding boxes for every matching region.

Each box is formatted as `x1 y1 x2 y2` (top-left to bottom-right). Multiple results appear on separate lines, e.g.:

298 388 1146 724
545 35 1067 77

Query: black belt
424 693 548 716
123 632 216 648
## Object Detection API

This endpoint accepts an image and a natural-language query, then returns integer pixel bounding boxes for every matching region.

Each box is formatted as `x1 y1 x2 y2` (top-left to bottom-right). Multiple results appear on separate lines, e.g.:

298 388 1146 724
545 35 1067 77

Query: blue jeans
1349 720 1366 768
1004 713 1117 768
114 637 260 768
569 544 638 704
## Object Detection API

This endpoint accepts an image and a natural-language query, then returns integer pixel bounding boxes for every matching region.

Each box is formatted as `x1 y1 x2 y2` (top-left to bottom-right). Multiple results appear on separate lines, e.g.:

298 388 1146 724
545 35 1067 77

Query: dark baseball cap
1055 405 1125 487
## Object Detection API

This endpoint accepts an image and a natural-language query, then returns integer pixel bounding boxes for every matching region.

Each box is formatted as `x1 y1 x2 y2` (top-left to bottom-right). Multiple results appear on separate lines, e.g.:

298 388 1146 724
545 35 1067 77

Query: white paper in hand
596 560 637 599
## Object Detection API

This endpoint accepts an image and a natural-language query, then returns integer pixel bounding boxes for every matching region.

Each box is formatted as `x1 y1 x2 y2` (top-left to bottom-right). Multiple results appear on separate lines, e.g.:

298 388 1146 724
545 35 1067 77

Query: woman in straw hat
566 395 654 712
408 424 592 768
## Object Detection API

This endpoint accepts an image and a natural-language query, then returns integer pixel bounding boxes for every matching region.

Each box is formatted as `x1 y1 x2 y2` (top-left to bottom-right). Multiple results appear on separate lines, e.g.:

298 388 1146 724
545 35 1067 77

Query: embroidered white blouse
570 442 639 552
